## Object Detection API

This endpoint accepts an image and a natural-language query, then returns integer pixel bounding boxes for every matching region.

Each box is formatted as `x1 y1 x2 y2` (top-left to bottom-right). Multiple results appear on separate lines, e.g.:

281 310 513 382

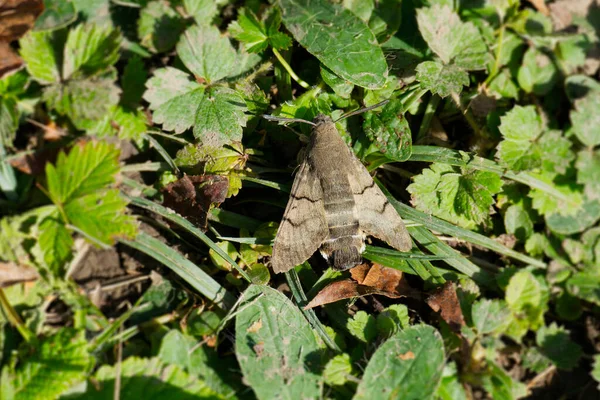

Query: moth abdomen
320 234 365 270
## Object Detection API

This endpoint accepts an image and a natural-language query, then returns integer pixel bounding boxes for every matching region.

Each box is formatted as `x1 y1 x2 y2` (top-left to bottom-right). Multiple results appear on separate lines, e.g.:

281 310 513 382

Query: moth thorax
313 114 333 125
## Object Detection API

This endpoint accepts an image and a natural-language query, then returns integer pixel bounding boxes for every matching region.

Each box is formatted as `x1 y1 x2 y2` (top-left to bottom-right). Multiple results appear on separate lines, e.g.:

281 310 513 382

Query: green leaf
545 199 600 235
481 361 528 400
505 270 547 333
0 329 90 400
279 0 388 89
138 0 186 53
235 284 321 400
90 106 147 140
471 299 511 336
347 310 377 343
504 204 533 241
38 214 73 275
496 105 543 171
320 65 354 98
416 4 489 69
46 141 120 205
407 163 503 229
354 325 445 400
64 189 137 245
536 323 582 370
63 23 121 79
34 0 76 31
177 25 237 83
229 8 291 53
19 30 61 84
0 96 18 147
158 330 244 398
43 70 121 130
121 55 148 108
416 61 470 97
571 91 600 147
488 69 519 99
70 356 221 399
528 171 584 217
184 0 218 26
576 149 600 190
517 47 558 95
437 362 467 400
323 354 353 386
593 355 600 390
567 272 600 306
376 303 409 338
144 68 248 146
362 98 412 161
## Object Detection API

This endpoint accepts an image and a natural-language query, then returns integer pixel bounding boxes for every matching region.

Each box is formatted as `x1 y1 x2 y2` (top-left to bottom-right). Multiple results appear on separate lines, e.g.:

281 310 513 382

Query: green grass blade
208 208 262 231
144 133 180 174
376 179 546 268
286 268 341 352
127 195 252 282
120 231 236 310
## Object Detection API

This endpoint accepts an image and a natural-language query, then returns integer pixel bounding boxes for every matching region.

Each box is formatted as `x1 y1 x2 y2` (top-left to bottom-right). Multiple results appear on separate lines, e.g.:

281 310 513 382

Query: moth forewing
270 113 412 274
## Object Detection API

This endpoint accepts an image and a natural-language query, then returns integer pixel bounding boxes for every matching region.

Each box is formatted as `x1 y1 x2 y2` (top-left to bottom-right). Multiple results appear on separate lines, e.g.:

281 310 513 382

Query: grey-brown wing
347 154 412 252
271 161 328 273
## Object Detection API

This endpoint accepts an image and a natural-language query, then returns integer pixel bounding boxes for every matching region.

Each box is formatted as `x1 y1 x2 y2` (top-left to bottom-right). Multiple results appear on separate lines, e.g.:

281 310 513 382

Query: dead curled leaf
425 281 466 332
162 174 229 231
304 263 417 309
0 261 39 288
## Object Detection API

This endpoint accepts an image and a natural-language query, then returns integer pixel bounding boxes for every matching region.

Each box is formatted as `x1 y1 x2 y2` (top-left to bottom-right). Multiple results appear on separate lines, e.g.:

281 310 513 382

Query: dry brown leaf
0 261 39 287
162 174 229 231
304 263 416 309
9 147 59 175
425 281 465 332
0 0 44 41
0 41 22 77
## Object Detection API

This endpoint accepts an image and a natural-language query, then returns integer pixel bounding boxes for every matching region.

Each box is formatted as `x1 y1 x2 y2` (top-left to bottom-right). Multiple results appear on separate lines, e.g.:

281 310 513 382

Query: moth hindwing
271 114 412 274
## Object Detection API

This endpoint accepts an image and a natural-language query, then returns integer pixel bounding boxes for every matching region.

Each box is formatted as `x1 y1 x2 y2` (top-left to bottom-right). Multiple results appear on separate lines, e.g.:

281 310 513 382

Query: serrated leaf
229 7 291 53
138 0 186 53
538 130 574 175
46 141 120 205
235 284 321 400
471 299 511 336
0 329 90 400
517 47 558 95
505 270 547 333
19 30 61 84
416 5 489 69
38 214 73 275
567 272 600 306
407 163 503 229
279 0 388 89
70 356 220 399
362 98 412 161
175 142 246 173
64 189 137 245
323 354 353 386
33 0 76 31
347 310 377 343
376 303 409 337
177 25 237 83
481 361 528 400
488 68 519 99
184 0 218 25
43 70 121 130
536 323 582 370
546 199 600 235
158 330 244 398
571 91 600 147
496 105 543 171
144 68 248 145
528 171 584 217
90 105 147 140
121 55 148 108
63 23 121 79
416 61 469 97
354 325 445 400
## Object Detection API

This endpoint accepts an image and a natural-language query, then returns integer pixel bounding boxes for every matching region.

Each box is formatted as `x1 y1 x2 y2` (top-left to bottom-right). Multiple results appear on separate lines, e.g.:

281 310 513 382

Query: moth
266 102 412 274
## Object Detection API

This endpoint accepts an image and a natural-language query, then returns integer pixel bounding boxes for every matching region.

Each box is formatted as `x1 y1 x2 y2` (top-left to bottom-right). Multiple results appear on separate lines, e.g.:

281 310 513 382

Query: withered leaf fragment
425 281 466 332
271 114 412 273
162 174 228 231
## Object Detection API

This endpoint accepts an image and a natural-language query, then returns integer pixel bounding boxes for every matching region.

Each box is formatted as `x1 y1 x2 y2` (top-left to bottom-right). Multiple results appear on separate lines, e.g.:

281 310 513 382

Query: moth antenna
334 99 390 123
262 114 317 126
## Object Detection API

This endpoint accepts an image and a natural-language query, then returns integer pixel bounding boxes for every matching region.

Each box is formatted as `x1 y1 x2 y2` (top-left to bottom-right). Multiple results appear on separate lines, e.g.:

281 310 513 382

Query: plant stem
272 48 310 89
0 288 35 342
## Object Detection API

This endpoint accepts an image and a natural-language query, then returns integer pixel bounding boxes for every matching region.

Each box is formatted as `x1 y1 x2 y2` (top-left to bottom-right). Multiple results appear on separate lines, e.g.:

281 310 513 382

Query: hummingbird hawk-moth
266 102 412 274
